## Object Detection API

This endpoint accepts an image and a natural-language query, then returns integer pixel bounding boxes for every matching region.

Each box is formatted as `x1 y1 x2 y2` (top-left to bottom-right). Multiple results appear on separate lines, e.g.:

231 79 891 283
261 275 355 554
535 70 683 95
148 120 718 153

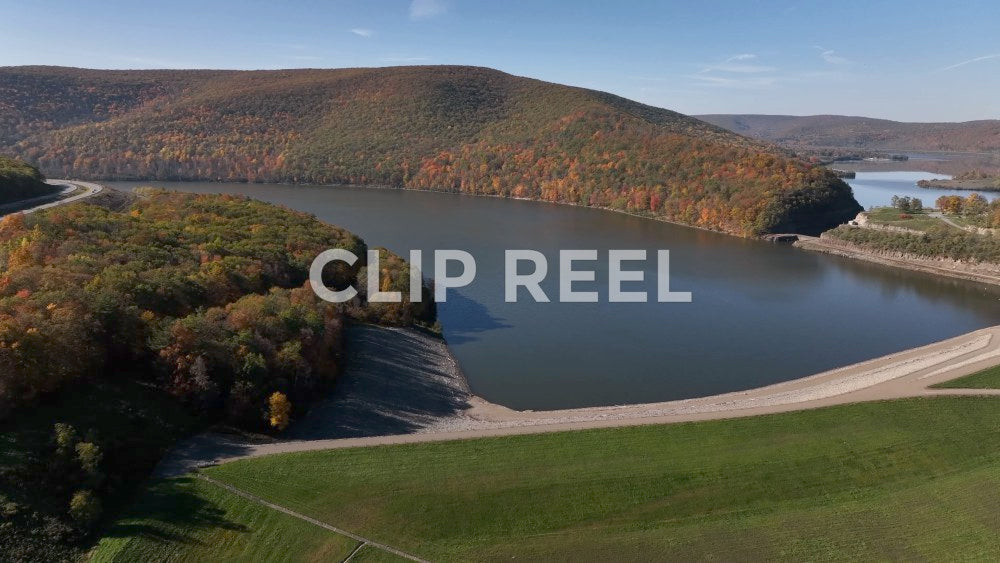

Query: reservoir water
846 170 999 209
109 180 1000 410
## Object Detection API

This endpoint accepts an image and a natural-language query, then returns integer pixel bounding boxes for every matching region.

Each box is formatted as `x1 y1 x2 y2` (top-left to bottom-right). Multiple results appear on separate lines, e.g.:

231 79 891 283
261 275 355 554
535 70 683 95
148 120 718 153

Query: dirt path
156 324 1000 477
928 211 965 230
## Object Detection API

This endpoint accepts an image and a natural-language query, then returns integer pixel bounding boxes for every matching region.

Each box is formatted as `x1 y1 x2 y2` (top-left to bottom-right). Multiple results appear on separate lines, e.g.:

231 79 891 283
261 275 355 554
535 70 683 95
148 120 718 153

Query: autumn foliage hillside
0 191 429 420
0 191 432 560
1 66 861 235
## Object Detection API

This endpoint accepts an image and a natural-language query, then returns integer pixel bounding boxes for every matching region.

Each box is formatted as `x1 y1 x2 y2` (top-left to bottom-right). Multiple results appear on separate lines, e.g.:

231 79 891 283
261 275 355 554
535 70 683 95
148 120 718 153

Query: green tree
75 442 102 476
964 193 988 217
936 195 963 215
68 489 101 527
53 423 79 455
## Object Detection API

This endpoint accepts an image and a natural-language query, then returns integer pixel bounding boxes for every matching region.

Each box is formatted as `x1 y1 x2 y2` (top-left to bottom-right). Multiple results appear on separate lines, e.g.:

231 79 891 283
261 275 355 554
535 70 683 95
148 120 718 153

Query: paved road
27 180 103 213
0 179 104 216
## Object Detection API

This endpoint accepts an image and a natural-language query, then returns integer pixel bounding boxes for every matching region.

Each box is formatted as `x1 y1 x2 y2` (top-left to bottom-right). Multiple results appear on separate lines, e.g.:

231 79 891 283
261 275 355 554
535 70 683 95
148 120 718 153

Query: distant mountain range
0 65 859 235
696 114 1000 153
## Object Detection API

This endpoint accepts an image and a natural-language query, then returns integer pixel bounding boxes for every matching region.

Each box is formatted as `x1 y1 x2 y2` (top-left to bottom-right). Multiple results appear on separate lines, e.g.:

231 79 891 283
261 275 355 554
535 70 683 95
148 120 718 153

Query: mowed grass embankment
933 365 1000 389
90 476 361 562
93 397 1000 561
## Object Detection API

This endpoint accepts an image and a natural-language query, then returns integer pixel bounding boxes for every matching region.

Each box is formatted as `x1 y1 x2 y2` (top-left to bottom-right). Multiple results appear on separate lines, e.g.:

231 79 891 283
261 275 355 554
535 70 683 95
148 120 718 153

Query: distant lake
109 181 1000 410
846 170 1000 209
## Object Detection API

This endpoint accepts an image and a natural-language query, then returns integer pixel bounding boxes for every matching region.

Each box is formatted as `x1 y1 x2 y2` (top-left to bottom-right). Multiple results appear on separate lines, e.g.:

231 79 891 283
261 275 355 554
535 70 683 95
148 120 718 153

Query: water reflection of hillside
439 290 512 345
819 252 1000 324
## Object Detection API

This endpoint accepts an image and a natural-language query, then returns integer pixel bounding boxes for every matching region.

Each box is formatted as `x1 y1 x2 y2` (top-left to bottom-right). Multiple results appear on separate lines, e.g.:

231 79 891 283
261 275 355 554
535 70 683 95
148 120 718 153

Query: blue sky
1 0 998 121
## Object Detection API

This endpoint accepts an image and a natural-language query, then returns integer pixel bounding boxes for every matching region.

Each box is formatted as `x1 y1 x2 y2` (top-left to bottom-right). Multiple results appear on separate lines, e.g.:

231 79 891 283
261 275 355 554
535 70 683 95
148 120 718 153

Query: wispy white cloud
698 53 774 74
687 66 850 90
692 53 778 87
815 46 849 65
689 74 778 89
681 49 856 91
409 0 446 19
699 63 775 74
349 28 374 38
939 53 1000 71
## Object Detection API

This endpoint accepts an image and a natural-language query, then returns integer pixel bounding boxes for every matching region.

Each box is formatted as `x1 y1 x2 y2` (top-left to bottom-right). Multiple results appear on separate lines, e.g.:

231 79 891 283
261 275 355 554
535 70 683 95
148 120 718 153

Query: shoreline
157 323 1000 477
917 179 1000 191
434 324 1000 428
793 234 1000 287
105 177 841 239
120 177 1000 290
106 175 1000 291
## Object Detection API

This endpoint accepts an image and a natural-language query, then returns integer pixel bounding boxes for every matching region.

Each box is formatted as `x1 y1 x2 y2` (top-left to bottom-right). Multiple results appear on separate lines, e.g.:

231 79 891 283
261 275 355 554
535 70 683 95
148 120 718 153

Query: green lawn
866 207 953 232
347 545 413 562
90 477 360 562
94 397 1000 561
933 365 1000 389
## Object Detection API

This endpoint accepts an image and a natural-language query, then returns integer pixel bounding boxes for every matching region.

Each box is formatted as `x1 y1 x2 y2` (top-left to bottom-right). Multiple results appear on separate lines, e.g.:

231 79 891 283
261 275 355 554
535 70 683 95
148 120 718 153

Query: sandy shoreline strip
157 324 1000 477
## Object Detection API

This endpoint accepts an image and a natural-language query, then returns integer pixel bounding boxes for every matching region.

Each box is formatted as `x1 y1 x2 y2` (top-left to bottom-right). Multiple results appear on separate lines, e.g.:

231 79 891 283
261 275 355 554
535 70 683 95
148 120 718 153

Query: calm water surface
110 181 1000 410
846 170 999 209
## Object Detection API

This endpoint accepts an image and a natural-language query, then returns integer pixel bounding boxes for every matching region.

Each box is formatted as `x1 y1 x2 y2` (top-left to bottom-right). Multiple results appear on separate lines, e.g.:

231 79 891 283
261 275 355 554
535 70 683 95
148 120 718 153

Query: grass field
91 397 1000 561
90 477 360 562
865 207 953 232
932 365 1000 389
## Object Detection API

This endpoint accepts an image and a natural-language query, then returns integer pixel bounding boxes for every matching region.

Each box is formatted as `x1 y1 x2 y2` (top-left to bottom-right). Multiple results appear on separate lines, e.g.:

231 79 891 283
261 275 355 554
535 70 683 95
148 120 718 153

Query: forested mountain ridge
1 65 860 235
697 114 1000 153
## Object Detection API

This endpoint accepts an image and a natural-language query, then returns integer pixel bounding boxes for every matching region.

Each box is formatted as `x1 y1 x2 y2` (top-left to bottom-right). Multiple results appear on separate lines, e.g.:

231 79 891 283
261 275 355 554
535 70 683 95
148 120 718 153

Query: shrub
268 392 291 431
67 490 101 528
52 423 78 455
74 442 102 476
828 225 1000 263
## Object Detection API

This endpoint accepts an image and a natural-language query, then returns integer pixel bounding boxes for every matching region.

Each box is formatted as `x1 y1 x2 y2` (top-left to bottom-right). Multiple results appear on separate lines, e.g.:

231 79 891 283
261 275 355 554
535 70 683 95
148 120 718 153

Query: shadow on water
102 476 248 545
289 325 474 439
437 290 511 345
822 249 1000 317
